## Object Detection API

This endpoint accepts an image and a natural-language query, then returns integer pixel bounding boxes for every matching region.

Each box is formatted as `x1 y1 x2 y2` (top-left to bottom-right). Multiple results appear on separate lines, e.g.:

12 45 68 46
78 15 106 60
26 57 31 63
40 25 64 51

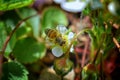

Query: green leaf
83 6 92 16
1 10 21 31
17 7 40 38
0 22 6 50
16 26 32 39
0 0 34 11
41 7 68 30
2 61 28 80
12 37 46 63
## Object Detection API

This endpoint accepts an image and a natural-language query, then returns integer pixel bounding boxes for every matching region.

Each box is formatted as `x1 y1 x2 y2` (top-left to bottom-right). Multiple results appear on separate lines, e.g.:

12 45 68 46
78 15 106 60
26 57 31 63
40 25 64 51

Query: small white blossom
61 0 88 12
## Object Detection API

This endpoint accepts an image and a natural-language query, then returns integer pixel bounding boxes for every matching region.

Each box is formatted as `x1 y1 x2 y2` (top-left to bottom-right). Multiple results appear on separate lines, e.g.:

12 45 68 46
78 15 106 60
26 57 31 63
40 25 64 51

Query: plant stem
61 75 64 80
75 52 80 66
92 32 106 64
99 52 104 80
92 47 101 64
113 37 120 50
15 9 33 28
81 36 89 67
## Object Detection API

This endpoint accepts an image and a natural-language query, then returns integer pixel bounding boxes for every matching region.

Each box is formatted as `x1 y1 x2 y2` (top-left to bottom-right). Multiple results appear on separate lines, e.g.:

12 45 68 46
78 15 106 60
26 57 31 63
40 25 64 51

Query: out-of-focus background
0 0 120 80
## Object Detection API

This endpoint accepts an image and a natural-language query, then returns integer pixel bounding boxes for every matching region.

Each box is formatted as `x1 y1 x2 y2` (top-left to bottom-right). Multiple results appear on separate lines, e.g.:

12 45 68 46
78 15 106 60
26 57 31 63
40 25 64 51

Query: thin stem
15 9 33 28
81 37 89 67
75 51 80 66
80 12 83 22
113 37 120 49
99 52 104 80
92 47 101 64
61 75 64 80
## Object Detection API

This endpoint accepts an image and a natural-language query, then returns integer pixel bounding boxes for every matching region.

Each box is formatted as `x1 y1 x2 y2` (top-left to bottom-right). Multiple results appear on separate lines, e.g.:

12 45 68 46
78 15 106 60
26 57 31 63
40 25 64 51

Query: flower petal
56 25 67 34
52 46 63 57
70 45 74 52
68 32 74 41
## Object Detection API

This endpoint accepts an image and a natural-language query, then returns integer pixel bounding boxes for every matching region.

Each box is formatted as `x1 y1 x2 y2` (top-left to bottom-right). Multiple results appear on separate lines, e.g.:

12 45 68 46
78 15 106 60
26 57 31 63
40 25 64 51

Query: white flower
61 0 88 12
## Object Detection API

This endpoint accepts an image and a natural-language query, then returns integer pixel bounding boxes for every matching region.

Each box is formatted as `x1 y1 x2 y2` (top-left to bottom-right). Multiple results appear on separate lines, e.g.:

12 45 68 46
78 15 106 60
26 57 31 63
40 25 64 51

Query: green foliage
86 22 119 63
2 61 28 80
83 0 103 16
41 7 68 30
1 10 21 28
83 7 92 16
17 7 40 38
12 37 46 63
16 26 32 39
0 0 34 11
86 25 106 59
